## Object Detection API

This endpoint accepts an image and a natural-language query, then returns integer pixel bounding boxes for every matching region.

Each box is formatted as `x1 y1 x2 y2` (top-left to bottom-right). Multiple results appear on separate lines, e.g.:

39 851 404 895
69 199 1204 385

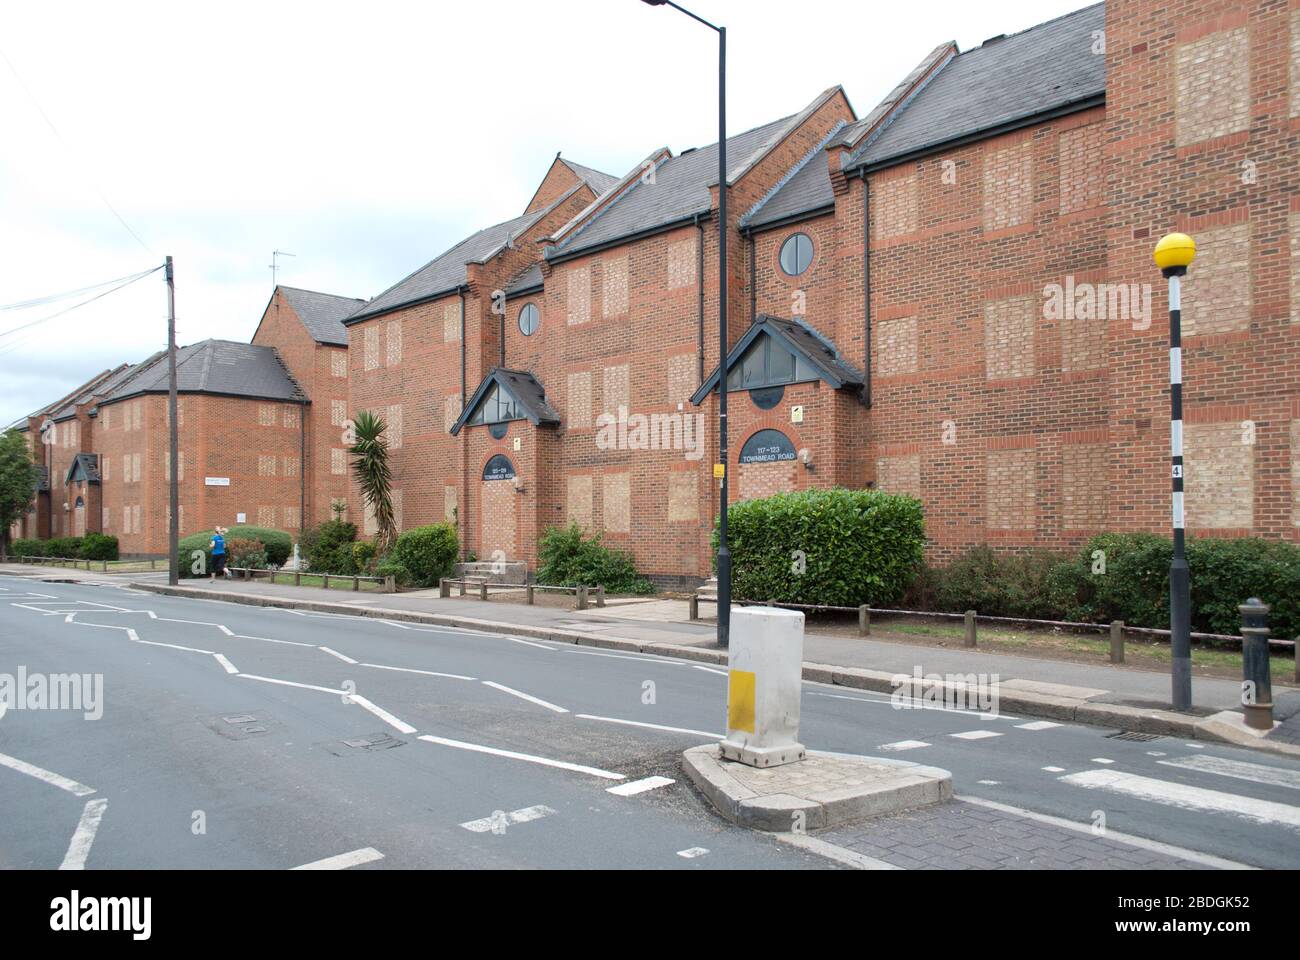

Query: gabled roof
548 111 809 260
847 3 1105 171
690 315 864 405
277 286 365 346
449 367 561 436
101 340 306 405
558 158 620 196
505 262 544 297
27 366 122 423
65 453 100 485
742 121 847 230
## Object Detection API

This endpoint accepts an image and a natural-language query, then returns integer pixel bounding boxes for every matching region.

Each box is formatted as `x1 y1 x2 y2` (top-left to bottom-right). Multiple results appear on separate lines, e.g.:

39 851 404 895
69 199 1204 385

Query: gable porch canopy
449 367 561 436
690 314 864 405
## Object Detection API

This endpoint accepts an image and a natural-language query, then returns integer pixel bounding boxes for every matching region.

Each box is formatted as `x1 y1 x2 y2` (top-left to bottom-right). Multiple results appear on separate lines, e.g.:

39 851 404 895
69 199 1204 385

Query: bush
717 488 924 607
225 538 268 570
46 536 83 559
1047 533 1300 640
537 523 654 594
388 524 459 588
79 533 119 561
352 540 377 574
178 525 292 577
301 520 358 575
928 546 1068 620
375 556 411 587
11 538 44 558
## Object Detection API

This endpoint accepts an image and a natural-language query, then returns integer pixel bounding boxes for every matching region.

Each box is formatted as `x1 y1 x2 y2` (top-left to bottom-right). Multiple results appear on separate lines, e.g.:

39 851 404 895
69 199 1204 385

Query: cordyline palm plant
349 410 396 552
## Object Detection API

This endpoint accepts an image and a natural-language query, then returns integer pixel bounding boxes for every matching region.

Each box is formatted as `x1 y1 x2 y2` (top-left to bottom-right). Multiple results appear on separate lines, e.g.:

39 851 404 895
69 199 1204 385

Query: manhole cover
343 732 405 751
1105 730 1163 742
223 715 257 725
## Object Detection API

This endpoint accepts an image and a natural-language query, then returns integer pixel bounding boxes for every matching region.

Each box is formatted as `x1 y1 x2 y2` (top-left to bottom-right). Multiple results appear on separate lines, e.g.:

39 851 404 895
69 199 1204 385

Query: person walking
209 527 230 581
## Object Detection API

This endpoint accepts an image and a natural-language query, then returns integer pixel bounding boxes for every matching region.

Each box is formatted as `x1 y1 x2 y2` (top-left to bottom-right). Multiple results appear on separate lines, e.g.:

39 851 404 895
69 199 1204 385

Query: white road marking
1090 757 1115 765
676 847 710 859
505 636 555 651
558 647 678 664
346 695 417 735
692 665 727 677
59 798 108 870
361 662 475 681
1147 751 1167 757
951 730 1003 740
291 847 385 870
481 681 568 713
236 634 314 647
460 804 556 832
237 674 350 696
607 776 675 796
978 780 1000 785
879 740 932 752
0 752 96 796
776 833 900 870
575 714 723 739
417 734 625 781
1158 754 1300 791
1016 721 1062 731
1184 742 1205 749
960 795 1256 870
136 639 215 654
318 646 358 664
1060 769 1300 830
1042 766 1066 773
213 654 239 674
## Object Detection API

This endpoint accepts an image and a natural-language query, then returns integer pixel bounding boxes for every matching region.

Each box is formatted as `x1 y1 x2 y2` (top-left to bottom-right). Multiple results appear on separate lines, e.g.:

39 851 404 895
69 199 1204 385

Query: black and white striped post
1154 232 1196 712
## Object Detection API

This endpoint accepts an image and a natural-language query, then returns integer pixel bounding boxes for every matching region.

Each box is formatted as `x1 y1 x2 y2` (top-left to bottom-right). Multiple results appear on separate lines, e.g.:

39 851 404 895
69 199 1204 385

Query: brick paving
818 800 1210 870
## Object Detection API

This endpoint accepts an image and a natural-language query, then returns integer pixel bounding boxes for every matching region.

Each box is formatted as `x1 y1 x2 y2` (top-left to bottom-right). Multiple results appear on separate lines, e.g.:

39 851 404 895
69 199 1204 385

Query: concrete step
453 561 528 585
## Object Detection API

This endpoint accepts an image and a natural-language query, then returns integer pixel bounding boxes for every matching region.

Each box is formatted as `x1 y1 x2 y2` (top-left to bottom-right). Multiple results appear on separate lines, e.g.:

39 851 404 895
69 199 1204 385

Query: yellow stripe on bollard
727 669 756 734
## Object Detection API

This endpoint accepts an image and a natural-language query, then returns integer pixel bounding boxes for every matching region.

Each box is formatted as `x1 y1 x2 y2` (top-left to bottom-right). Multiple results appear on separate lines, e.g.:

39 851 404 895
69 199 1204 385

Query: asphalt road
3 574 1299 870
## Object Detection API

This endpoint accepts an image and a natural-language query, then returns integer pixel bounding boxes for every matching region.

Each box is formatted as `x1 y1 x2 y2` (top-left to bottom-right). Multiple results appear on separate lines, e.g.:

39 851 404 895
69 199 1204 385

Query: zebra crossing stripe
1060 769 1300 830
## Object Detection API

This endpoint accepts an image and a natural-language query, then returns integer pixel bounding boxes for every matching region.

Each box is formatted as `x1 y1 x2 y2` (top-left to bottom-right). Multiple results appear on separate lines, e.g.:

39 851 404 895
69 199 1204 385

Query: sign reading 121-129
738 429 796 464
482 455 516 481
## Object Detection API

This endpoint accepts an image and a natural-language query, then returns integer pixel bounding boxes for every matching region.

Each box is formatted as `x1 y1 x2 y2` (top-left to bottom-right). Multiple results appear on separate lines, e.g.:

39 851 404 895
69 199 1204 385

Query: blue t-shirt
211 534 226 556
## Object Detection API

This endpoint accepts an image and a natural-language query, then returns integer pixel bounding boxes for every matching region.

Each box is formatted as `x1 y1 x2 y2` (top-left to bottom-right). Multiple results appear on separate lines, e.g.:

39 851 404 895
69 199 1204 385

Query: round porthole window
518 303 540 336
779 233 813 276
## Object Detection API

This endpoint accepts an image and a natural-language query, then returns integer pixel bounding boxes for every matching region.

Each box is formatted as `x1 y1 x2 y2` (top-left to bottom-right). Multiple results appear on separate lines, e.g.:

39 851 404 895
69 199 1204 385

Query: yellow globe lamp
1153 232 1196 277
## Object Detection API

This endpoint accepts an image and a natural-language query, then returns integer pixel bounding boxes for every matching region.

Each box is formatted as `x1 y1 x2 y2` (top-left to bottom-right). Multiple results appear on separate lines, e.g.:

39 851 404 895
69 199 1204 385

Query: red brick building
11 0 1297 582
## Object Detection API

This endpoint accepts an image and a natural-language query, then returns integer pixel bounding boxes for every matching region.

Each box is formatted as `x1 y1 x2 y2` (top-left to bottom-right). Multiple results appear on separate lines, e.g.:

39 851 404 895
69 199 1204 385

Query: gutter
545 213 703 268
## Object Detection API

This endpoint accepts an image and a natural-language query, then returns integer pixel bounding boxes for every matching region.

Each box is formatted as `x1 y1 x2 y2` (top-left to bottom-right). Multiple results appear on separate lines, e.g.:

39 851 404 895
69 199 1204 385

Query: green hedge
910 545 1067 620
388 524 458 588
1045 533 1300 640
12 538 45 558
80 533 119 561
46 536 83 559
300 520 358 575
717 488 925 607
537 524 654 594
178 526 292 577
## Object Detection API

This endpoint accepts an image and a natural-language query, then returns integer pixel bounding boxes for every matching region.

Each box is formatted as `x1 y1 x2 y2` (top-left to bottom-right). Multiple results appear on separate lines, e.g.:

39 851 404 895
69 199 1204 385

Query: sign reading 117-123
738 429 796 464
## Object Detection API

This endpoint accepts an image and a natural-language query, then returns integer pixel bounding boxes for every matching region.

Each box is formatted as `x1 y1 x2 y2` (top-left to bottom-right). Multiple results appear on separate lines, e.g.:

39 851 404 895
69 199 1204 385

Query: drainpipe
459 287 469 560
695 214 705 381
748 229 756 324
860 168 872 409
299 398 306 535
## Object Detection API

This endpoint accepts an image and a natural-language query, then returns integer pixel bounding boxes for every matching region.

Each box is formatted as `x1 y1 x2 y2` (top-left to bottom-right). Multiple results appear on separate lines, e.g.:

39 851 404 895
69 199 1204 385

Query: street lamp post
1153 232 1196 711
641 0 730 647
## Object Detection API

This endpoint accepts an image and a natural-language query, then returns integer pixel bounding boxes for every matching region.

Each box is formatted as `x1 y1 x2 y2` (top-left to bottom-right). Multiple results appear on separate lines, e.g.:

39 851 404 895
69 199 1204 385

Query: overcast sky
0 0 1088 426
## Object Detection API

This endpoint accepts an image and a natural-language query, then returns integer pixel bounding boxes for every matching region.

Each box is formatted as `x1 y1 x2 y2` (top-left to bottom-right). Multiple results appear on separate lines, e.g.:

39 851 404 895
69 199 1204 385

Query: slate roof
65 453 100 485
742 121 847 230
691 314 864 405
101 340 306 404
505 262 544 297
350 161 617 324
450 367 561 436
848 3 1105 170
35 464 49 492
548 115 797 259
278 286 365 346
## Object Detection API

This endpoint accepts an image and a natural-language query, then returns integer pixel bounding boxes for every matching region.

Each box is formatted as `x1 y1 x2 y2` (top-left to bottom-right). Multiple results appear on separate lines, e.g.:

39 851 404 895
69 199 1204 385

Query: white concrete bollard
720 606 807 768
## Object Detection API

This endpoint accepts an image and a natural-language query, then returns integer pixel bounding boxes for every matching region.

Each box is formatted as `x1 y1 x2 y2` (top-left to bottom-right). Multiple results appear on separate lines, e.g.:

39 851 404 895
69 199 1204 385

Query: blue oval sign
483 454 516 481
739 429 796 464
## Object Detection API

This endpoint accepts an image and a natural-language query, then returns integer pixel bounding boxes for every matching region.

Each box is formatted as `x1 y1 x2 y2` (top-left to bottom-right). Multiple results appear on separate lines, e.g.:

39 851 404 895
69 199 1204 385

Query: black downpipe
459 288 468 560
861 169 872 408
695 215 705 382
748 230 756 325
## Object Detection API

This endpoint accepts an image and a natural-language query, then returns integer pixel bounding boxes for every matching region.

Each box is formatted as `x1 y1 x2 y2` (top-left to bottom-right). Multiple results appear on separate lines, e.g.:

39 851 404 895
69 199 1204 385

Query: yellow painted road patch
727 669 756 734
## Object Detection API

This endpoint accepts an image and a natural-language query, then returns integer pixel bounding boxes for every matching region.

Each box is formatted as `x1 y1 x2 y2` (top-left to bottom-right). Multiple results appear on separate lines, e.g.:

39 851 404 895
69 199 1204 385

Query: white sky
0 0 1087 426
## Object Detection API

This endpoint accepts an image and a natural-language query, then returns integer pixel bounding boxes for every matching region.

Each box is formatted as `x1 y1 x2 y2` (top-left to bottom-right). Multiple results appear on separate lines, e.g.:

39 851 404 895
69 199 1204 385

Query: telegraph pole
166 256 179 586
1153 232 1196 711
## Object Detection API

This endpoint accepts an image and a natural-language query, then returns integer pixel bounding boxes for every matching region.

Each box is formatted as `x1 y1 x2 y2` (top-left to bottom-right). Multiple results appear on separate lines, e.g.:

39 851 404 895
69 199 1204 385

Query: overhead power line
0 267 162 311
0 264 164 344
0 45 155 257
